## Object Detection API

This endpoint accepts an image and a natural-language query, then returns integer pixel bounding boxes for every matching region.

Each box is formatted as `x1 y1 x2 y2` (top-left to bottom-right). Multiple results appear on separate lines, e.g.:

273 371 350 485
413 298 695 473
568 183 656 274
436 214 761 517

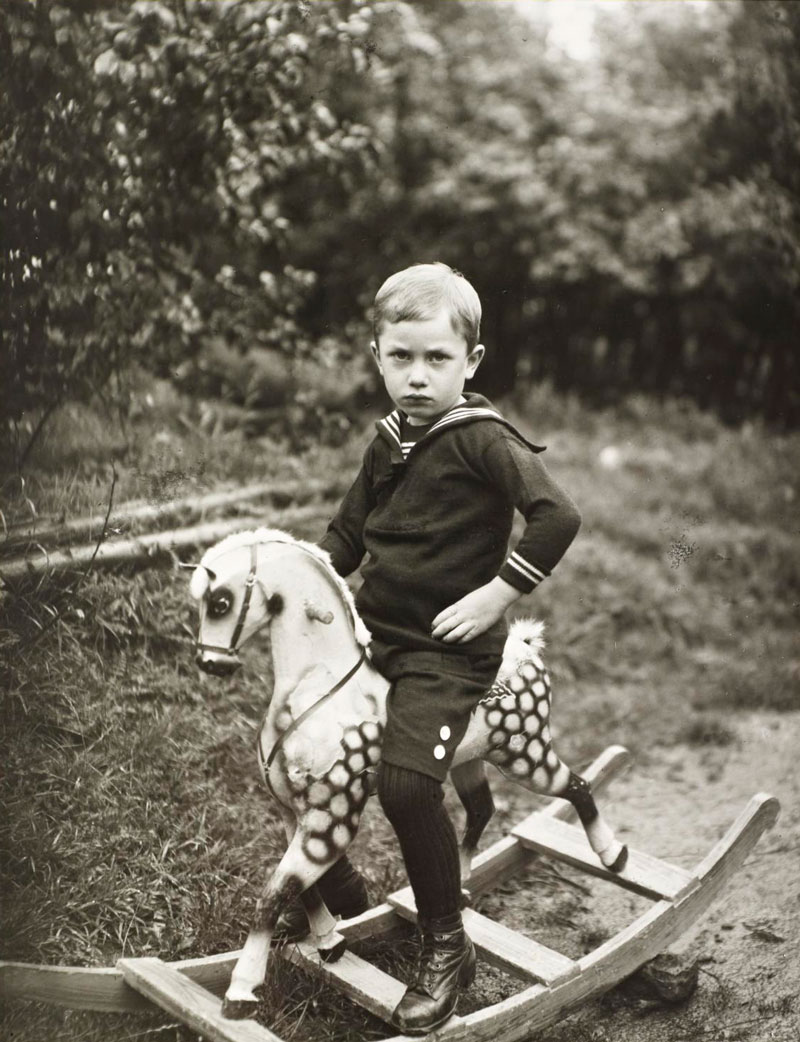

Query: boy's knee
376 761 402 819
377 761 442 823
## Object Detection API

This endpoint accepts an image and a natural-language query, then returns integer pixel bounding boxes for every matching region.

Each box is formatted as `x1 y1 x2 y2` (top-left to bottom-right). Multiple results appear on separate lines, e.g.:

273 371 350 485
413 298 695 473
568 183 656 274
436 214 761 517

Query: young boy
280 263 581 1034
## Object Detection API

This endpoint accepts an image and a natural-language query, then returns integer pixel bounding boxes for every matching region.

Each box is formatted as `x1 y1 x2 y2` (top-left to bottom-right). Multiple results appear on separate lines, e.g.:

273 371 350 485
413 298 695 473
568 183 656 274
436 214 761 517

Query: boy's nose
409 365 428 387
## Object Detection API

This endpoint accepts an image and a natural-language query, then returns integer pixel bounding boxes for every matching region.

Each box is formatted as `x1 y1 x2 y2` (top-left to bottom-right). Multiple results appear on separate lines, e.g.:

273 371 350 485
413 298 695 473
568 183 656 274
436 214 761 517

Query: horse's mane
192 527 372 647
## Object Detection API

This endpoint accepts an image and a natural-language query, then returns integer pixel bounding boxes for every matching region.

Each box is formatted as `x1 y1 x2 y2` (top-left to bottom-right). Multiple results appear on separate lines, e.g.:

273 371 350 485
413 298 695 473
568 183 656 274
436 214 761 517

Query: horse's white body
191 529 626 1019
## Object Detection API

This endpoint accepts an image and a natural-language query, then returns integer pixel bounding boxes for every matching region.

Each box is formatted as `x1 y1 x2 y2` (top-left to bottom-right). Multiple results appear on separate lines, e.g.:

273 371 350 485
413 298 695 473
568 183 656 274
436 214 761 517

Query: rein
260 647 368 798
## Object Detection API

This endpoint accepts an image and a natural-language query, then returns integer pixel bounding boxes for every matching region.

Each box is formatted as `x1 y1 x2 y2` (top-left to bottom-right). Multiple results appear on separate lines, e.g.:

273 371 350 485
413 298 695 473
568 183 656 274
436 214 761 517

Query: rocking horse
188 527 628 1019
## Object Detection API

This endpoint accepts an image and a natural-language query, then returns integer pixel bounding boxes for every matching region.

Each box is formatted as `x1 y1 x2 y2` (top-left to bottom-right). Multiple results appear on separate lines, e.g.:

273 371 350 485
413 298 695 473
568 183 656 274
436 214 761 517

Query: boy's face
372 308 484 425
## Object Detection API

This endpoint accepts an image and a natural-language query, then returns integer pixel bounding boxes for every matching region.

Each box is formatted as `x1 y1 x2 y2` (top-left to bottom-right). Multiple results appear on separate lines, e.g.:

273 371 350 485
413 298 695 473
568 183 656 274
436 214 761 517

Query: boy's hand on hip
431 578 521 644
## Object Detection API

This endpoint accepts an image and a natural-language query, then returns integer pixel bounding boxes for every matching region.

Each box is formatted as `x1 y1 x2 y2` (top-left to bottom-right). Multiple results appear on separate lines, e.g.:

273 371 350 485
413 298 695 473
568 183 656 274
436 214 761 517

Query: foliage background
2 0 799 471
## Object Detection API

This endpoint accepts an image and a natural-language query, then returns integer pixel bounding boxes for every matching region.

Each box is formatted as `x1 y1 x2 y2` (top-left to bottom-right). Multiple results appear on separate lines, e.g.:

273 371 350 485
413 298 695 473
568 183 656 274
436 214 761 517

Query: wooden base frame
0 746 780 1042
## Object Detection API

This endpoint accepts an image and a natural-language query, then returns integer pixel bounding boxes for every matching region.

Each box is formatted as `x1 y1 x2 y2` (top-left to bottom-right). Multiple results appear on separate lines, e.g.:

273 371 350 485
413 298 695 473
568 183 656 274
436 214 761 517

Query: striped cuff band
505 552 548 588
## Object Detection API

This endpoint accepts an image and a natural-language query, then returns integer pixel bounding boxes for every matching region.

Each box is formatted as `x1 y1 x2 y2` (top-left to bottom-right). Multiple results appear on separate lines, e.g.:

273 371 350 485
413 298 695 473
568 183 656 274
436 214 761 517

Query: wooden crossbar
511 814 697 901
282 941 406 1022
387 888 577 985
117 958 282 1042
335 746 634 950
462 909 577 984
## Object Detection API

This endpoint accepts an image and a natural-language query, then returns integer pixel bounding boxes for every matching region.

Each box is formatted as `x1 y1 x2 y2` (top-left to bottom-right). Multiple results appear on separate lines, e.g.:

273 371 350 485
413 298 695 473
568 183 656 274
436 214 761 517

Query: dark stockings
377 761 462 921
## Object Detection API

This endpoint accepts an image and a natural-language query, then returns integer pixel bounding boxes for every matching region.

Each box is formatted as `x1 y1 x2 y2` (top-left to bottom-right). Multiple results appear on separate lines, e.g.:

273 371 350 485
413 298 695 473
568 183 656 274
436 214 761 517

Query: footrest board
388 887 576 986
511 814 697 901
117 958 283 1042
281 942 405 1023
462 909 578 984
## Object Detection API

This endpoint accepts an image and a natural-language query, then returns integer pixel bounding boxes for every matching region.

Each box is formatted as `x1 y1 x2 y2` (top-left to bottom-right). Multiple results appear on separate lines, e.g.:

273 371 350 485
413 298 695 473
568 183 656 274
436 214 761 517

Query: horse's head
190 537 274 677
189 528 371 678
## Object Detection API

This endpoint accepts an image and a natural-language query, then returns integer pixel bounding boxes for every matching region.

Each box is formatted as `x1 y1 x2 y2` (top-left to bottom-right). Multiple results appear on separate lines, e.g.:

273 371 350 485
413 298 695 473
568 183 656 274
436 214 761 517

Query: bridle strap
196 542 259 658
260 647 368 798
230 541 258 649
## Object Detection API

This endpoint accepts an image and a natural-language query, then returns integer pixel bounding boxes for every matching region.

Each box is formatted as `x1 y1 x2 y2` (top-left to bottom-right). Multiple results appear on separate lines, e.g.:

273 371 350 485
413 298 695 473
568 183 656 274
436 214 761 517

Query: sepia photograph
1 2 797 1040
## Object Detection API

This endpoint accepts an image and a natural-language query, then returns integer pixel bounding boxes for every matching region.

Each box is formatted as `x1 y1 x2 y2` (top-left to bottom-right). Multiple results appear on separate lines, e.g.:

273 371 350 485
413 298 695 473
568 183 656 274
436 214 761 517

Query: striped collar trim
379 412 403 448
427 406 502 436
377 403 503 451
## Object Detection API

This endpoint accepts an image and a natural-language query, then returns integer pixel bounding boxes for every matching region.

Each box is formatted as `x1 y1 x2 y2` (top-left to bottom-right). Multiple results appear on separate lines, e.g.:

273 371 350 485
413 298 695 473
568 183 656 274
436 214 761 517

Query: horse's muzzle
196 649 241 676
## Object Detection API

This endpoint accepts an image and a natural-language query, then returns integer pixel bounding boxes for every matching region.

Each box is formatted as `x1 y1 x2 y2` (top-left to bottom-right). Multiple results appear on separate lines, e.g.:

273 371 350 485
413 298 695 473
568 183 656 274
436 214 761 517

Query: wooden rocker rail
0 746 780 1042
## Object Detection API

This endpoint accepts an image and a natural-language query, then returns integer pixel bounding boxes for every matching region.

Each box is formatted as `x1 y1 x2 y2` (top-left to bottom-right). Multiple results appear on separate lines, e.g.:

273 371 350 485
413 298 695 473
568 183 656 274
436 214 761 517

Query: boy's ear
370 341 383 372
466 343 485 378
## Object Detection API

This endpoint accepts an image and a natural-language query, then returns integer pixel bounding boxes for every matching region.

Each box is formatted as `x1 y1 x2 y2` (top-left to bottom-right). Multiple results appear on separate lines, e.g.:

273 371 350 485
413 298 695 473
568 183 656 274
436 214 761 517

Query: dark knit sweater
319 394 581 656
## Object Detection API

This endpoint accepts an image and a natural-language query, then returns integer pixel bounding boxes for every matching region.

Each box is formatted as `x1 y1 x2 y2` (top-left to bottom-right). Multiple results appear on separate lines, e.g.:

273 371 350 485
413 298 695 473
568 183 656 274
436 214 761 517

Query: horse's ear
305 600 334 625
189 566 211 601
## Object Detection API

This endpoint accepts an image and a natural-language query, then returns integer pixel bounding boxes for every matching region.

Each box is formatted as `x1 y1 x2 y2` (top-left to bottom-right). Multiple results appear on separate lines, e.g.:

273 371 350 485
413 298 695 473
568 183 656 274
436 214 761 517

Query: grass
1 379 798 1041
1 371 367 529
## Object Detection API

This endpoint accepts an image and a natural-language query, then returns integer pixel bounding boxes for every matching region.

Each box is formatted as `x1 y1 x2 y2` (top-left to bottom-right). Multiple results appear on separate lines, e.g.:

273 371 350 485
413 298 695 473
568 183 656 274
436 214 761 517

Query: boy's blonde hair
373 263 482 351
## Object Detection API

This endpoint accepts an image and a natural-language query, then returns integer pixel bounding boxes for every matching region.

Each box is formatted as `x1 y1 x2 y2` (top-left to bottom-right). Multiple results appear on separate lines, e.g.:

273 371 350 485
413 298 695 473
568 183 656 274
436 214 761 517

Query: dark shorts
370 641 503 782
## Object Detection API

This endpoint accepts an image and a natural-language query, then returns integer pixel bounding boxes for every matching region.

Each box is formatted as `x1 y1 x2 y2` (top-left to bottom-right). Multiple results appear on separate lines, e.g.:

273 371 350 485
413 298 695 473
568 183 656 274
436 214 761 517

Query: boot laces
414 928 460 990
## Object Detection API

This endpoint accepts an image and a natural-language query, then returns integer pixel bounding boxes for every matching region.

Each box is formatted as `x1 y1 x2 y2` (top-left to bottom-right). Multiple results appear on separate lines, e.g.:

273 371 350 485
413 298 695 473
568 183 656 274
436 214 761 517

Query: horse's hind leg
489 747 628 872
560 770 628 872
479 665 628 873
450 759 494 892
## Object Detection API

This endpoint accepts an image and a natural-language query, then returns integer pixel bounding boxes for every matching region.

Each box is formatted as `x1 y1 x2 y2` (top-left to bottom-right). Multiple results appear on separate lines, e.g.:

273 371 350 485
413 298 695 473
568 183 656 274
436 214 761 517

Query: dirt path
477 710 799 1042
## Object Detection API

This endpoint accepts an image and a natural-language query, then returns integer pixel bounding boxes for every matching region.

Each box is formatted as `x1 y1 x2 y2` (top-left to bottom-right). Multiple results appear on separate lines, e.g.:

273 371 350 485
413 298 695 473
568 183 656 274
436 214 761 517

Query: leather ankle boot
274 869 369 944
391 911 477 1035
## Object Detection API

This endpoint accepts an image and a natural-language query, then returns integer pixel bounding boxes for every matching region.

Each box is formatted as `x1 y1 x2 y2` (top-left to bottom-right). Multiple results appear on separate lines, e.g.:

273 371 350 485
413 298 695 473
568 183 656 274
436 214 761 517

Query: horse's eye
208 587 234 619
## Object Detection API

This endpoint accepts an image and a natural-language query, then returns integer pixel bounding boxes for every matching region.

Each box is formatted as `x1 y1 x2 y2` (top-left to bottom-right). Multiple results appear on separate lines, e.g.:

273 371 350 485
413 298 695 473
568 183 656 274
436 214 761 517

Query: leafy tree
1 0 132 465
285 0 571 396
1 0 378 466
3 0 798 455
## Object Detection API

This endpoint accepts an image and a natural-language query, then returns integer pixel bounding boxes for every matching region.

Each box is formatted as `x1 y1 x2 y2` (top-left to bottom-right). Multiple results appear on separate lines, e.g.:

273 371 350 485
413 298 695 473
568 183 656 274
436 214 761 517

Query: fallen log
2 478 343 552
0 504 330 583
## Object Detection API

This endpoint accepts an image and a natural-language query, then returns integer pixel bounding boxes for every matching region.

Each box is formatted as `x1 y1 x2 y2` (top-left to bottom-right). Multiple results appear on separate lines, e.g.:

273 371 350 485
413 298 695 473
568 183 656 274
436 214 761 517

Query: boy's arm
490 435 582 597
318 450 376 579
432 434 581 644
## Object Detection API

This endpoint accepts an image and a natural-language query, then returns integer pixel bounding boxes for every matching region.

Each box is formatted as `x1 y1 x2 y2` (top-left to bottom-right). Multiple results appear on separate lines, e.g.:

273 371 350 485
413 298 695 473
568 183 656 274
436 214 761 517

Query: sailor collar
375 395 545 461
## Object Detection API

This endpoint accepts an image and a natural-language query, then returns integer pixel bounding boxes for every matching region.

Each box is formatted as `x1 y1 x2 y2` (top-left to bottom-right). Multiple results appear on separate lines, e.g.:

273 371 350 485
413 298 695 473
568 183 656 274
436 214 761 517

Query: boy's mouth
403 394 432 402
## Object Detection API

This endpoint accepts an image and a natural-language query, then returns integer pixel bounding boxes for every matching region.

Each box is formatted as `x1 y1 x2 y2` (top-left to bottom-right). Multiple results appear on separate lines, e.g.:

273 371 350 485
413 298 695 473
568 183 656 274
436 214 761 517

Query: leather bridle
195 541 263 661
194 538 370 797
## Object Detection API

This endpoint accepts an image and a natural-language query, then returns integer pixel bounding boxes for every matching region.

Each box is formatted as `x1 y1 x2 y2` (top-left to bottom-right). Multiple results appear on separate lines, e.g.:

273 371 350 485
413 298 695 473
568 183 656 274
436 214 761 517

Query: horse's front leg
222 830 344 1020
277 807 346 959
298 885 347 960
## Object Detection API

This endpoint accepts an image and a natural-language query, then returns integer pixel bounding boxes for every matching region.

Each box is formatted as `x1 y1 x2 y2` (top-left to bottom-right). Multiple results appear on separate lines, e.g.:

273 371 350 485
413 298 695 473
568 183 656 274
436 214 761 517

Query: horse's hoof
221 996 260 1020
318 934 348 963
608 844 629 874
